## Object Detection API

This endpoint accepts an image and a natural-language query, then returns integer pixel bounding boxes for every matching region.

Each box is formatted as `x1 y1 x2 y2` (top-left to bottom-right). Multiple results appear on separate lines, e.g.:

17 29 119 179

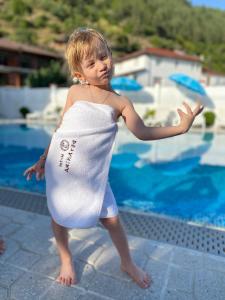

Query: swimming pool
1 123 225 227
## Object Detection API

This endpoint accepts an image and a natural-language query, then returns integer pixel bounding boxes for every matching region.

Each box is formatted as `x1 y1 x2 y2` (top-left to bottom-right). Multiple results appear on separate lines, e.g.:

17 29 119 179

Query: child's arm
121 96 204 141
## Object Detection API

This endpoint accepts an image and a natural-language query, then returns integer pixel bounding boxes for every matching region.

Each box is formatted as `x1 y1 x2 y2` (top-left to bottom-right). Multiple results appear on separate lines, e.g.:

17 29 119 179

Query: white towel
44 101 118 228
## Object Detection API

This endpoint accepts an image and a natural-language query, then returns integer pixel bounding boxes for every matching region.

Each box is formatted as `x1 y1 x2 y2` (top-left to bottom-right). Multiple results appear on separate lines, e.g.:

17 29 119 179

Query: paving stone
75 240 105 265
6 249 40 269
0 206 38 226
162 289 193 300
10 273 54 300
40 282 85 299
166 265 193 293
147 244 174 263
0 287 8 300
87 270 160 300
0 223 22 237
202 252 225 273
171 246 204 270
30 254 60 279
69 227 112 247
0 215 11 227
94 246 148 280
0 206 22 218
127 236 159 252
194 269 225 300
80 291 115 300
30 239 88 279
10 226 55 255
145 258 168 288
73 258 96 289
0 262 24 288
69 238 92 259
28 215 51 229
0 239 20 263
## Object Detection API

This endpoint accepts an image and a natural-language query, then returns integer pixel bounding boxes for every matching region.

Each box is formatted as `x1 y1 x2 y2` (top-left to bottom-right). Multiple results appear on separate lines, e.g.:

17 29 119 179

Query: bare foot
120 262 152 289
0 239 5 255
56 258 77 286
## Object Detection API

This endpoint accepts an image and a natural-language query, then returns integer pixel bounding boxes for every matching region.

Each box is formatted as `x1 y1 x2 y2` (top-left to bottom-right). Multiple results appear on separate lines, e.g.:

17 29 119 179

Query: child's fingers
182 102 192 115
177 108 185 118
193 103 204 116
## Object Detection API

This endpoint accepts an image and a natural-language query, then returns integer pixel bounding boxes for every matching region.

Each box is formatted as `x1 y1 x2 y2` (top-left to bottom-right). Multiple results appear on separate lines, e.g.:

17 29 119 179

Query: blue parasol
169 73 215 108
110 76 143 91
169 73 206 95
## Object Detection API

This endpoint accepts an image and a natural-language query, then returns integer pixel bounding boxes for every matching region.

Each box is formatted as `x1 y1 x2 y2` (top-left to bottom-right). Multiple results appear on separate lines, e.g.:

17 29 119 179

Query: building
0 39 63 87
114 48 202 86
201 67 225 86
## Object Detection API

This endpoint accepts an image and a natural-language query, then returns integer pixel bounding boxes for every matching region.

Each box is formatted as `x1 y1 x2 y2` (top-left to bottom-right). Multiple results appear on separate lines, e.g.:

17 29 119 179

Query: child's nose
97 60 107 70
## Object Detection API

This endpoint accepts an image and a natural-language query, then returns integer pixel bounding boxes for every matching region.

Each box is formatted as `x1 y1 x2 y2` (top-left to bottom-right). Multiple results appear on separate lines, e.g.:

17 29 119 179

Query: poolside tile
166 265 193 293
0 223 22 237
0 238 20 262
0 206 38 226
202 252 225 273
73 240 105 265
0 262 24 288
171 246 204 269
40 283 85 300
145 258 169 288
87 270 161 300
0 287 8 300
30 254 60 278
6 249 40 269
194 269 225 300
94 246 148 280
0 215 11 227
10 273 54 300
10 226 55 255
162 289 193 300
69 226 112 247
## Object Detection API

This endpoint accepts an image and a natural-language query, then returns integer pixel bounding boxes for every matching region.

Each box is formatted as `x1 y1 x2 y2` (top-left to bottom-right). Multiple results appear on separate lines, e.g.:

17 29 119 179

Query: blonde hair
65 27 112 82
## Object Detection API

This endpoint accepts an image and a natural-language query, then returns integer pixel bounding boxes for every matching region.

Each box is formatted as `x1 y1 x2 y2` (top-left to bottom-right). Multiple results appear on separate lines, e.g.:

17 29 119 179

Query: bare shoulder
110 94 133 116
67 84 81 103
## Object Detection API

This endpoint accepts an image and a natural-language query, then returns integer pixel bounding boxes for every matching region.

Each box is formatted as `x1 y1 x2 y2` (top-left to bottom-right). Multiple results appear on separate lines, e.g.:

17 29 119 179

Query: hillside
0 0 225 73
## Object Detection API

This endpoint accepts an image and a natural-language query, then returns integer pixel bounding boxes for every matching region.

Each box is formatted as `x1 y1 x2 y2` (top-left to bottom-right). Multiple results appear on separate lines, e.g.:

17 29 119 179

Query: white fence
0 84 225 122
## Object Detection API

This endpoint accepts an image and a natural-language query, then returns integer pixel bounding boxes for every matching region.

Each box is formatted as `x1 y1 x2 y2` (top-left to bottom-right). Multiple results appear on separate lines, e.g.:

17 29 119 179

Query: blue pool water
1 123 225 227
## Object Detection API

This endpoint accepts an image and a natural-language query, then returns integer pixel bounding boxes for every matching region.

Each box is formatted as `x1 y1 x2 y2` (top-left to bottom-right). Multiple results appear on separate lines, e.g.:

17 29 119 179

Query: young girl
23 27 203 289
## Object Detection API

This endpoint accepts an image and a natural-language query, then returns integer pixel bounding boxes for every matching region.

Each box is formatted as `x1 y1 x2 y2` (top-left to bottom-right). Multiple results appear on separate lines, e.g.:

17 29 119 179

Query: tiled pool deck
1 188 225 299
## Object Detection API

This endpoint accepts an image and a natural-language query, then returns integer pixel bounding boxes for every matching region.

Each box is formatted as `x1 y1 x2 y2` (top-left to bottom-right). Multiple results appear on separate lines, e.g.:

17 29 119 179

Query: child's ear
74 72 83 81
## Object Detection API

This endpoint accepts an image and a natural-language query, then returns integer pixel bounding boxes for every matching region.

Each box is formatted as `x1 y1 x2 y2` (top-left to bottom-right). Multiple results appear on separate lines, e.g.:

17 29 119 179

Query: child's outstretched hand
23 159 45 181
177 101 204 133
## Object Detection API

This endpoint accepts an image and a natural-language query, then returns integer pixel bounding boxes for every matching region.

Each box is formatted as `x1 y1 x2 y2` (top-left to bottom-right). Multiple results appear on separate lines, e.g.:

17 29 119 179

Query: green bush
203 111 216 127
25 61 67 87
143 108 156 120
19 106 30 118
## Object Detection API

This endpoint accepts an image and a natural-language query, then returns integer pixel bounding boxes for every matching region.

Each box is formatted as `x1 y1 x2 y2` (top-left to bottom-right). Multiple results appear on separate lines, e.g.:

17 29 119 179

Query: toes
65 278 70 286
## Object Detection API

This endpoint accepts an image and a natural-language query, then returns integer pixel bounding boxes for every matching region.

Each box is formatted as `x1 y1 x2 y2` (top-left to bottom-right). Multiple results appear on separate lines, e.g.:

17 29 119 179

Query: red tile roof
0 38 63 58
114 48 201 63
202 67 225 76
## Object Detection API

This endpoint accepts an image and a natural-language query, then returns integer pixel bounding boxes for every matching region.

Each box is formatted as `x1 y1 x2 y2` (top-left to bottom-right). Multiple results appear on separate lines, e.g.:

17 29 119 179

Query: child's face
75 43 114 87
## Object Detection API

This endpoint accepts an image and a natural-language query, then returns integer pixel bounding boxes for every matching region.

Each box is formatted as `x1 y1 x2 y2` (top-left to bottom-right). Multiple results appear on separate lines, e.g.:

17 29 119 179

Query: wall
0 85 225 125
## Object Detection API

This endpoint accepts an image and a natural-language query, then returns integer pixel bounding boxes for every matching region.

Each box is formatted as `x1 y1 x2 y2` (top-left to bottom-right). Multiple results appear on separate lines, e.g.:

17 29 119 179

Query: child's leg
99 215 152 289
51 218 76 286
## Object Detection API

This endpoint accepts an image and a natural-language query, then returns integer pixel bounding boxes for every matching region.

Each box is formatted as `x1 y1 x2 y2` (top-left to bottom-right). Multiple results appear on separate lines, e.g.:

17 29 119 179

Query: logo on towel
60 139 70 151
58 139 77 173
